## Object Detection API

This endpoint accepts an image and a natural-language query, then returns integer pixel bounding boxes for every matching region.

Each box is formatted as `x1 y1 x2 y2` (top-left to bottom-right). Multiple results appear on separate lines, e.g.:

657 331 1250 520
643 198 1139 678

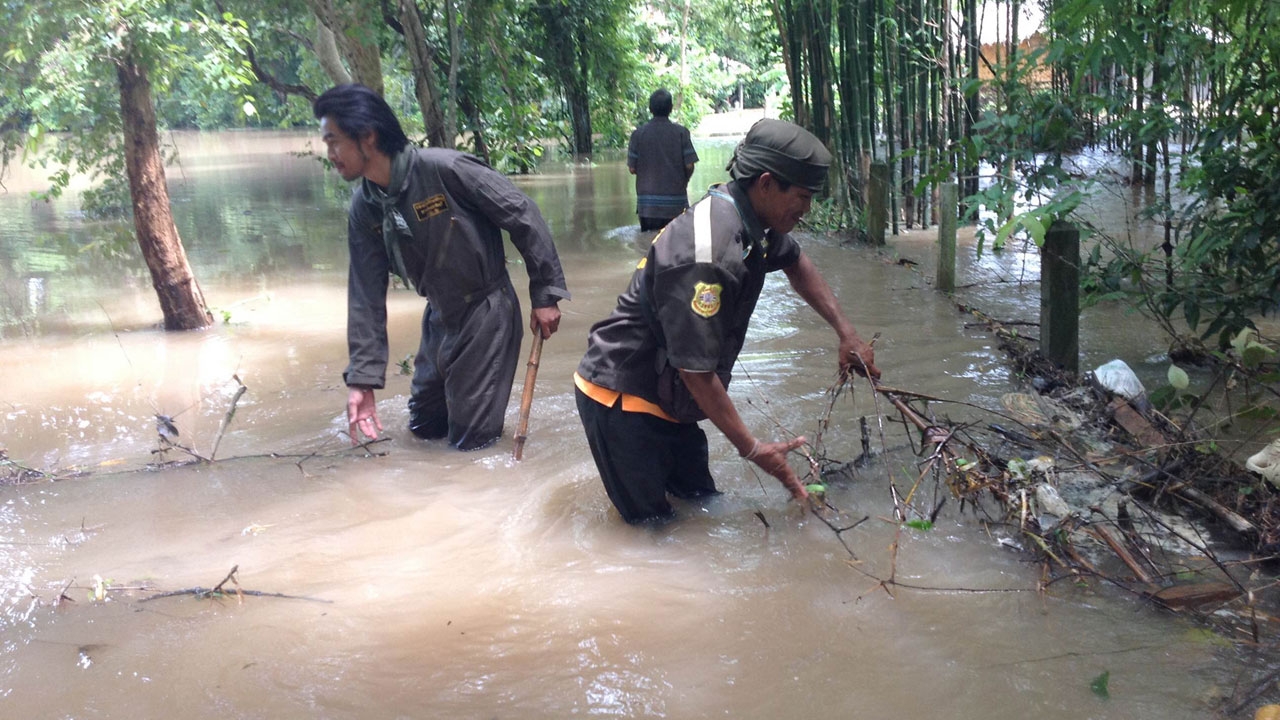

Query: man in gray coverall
315 84 570 451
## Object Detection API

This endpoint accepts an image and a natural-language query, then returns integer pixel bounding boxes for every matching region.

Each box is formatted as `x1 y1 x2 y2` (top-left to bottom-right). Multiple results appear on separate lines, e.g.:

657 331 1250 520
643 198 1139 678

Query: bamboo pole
512 333 545 461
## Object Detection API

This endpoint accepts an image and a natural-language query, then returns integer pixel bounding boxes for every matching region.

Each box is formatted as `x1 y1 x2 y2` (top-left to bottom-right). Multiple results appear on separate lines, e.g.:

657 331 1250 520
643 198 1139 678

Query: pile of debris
822 304 1280 645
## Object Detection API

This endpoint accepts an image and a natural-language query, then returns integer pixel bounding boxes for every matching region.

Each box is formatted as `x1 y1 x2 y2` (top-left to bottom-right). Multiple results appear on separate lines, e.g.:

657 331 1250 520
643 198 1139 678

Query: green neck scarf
363 148 415 291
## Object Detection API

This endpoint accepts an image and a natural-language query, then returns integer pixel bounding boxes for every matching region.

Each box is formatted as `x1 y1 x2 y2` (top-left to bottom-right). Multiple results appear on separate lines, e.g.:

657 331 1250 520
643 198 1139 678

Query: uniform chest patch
413 194 449 221
690 282 722 318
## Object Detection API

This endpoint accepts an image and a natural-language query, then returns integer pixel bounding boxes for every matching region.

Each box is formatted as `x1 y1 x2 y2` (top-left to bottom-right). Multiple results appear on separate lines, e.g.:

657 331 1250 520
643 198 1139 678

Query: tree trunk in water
568 82 593 155
117 52 213 331
568 26 594 156
398 0 448 147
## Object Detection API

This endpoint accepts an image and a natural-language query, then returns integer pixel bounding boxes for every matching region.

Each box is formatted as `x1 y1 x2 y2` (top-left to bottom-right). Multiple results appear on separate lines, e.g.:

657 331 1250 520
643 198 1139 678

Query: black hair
313 84 411 156
649 89 673 118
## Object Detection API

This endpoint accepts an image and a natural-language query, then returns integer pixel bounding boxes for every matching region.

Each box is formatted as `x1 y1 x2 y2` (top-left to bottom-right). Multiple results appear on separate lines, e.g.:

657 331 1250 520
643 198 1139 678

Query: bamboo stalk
512 333 545 461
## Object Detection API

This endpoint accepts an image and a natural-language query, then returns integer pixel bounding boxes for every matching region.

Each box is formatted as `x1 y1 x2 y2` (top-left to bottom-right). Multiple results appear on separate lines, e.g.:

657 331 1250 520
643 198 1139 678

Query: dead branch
139 565 331 604
210 377 248 461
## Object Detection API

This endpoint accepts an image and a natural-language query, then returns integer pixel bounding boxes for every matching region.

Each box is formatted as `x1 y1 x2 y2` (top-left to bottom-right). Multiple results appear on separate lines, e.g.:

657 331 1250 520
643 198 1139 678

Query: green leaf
1242 341 1276 368
993 217 1018 250
1090 670 1110 699
905 518 933 531
1022 214 1047 246
805 483 827 495
1231 327 1253 355
1167 364 1189 390
1007 457 1029 480
1148 385 1177 410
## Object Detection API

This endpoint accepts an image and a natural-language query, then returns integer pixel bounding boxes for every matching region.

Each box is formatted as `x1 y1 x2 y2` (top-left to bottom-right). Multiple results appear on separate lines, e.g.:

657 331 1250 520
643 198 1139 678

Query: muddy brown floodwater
0 131 1261 718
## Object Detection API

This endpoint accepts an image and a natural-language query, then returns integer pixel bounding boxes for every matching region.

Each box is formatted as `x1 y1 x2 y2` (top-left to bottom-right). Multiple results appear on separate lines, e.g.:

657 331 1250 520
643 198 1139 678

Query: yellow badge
413 194 449 221
690 282 722 318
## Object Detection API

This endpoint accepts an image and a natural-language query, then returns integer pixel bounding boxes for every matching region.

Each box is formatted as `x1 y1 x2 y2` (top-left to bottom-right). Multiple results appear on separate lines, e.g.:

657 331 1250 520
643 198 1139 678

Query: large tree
528 0 633 155
0 0 253 330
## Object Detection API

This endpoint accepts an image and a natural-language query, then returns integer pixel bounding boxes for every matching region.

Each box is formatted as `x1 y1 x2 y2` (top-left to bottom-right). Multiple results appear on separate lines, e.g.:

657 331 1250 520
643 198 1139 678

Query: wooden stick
1087 525 1156 584
1173 485 1257 536
513 333 545 460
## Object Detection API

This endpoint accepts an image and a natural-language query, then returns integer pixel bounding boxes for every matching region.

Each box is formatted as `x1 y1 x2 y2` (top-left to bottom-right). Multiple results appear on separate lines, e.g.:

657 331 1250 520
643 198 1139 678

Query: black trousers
639 216 673 232
575 387 718 523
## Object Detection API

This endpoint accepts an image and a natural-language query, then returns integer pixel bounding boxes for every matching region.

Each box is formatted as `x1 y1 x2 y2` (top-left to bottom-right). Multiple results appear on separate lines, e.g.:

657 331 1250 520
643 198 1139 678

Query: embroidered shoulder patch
690 282 722 318
413 194 449 221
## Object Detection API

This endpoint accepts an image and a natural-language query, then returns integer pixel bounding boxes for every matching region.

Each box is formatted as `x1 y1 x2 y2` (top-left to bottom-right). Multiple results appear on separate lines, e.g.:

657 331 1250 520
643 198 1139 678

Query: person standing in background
628 89 699 231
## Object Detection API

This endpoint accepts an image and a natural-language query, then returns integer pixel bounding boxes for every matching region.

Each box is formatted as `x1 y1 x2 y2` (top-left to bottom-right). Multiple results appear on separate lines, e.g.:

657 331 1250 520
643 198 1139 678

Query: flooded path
0 131 1249 718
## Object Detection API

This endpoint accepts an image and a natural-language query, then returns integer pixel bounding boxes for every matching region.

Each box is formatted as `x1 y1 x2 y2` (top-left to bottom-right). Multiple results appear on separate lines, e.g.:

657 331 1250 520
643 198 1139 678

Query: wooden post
1039 219 1080 373
867 162 888 246
937 182 957 292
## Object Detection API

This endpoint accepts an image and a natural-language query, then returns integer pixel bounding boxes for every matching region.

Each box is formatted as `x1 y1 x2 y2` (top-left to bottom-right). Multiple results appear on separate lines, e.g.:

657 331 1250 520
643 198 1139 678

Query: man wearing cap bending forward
574 119 881 524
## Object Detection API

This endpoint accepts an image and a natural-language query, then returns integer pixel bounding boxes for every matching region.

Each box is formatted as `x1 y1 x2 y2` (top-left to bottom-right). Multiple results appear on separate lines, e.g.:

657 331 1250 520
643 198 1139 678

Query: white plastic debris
1092 358 1153 413
1035 483 1073 519
1093 359 1146 401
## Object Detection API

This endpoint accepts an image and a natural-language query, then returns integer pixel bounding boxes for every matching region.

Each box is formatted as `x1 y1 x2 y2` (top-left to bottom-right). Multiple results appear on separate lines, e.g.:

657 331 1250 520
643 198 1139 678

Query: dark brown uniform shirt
577 181 800 410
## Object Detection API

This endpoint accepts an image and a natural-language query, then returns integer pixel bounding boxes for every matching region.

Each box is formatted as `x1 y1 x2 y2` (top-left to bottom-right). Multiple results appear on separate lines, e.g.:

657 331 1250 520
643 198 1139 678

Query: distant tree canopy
3 0 788 177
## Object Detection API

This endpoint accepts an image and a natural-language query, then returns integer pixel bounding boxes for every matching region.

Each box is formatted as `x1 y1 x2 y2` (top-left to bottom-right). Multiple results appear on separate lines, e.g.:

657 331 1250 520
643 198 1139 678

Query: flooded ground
0 131 1262 718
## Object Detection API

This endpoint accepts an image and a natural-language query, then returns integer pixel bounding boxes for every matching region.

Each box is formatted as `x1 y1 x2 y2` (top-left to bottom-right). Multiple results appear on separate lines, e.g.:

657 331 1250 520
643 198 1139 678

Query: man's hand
839 334 880 381
677 369 809 505
530 304 561 339
747 436 811 501
347 387 383 446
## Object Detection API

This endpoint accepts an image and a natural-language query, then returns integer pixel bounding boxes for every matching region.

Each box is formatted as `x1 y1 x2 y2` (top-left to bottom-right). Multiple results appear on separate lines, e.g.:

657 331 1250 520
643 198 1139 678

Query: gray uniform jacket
577 181 800 412
344 148 569 389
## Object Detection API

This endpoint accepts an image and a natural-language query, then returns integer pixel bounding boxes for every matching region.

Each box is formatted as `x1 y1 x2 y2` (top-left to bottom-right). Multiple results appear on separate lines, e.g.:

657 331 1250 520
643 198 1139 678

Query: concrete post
1039 219 1080 373
937 182 957 292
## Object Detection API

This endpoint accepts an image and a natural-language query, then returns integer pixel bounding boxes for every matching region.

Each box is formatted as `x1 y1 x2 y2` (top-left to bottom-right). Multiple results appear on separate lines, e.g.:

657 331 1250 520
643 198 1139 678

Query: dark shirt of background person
628 89 699 232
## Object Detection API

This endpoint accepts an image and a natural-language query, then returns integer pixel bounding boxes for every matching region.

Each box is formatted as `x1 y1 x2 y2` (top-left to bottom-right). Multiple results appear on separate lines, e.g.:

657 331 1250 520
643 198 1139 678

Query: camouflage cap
727 119 832 191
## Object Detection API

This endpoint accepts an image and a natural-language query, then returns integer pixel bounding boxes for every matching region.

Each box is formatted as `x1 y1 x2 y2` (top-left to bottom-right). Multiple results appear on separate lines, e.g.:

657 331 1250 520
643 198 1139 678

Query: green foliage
1 0 258 209
487 103 551 174
1049 0 1280 349
1233 328 1277 369
1148 363 1195 412
961 52 1093 252
1090 670 1110 699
